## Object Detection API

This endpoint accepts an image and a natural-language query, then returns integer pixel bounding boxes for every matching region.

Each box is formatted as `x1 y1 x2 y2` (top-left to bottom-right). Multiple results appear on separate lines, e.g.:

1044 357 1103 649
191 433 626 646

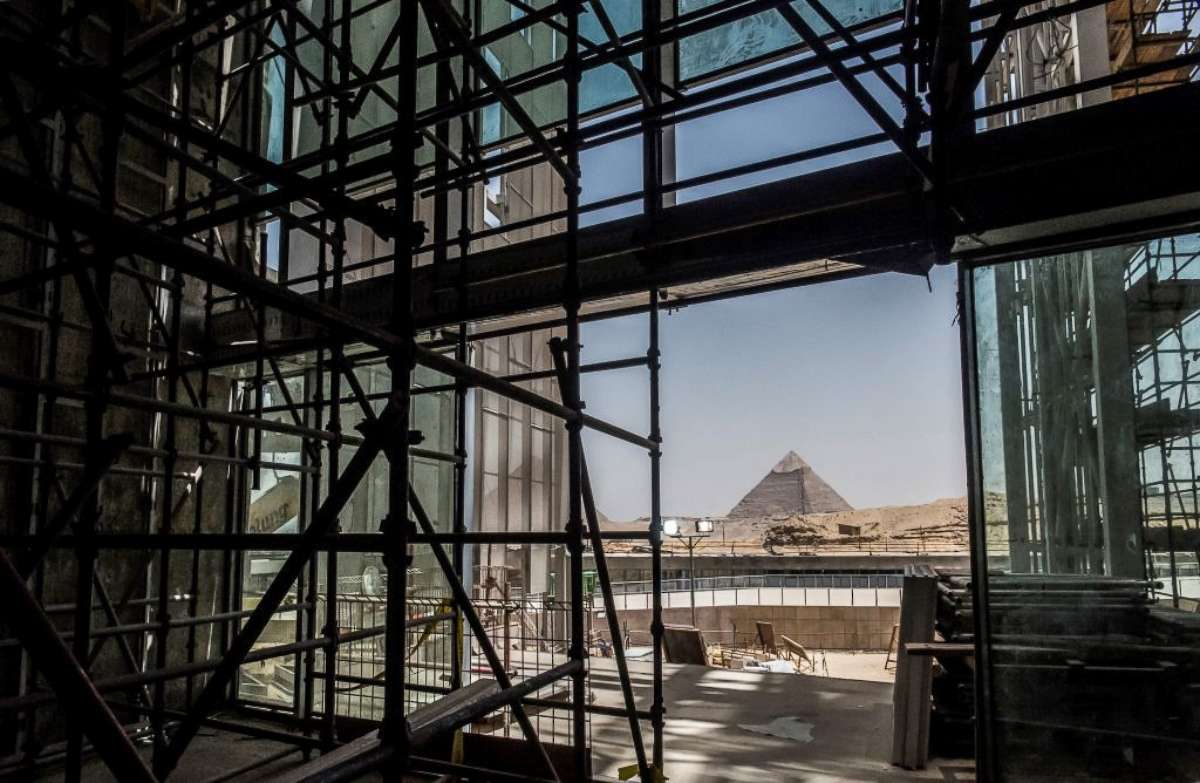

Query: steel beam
197 81 1200 342
953 4 1019 117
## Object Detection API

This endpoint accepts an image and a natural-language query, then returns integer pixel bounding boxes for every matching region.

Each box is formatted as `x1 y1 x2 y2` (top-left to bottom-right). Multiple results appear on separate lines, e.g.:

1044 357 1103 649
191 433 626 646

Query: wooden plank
890 574 937 770
778 634 812 668
884 623 899 670
905 642 975 657
755 620 777 654
662 625 708 665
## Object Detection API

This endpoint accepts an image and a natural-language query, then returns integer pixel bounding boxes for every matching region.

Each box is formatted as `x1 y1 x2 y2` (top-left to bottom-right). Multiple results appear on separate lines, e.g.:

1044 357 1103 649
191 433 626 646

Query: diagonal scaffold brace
406 484 564 782
548 337 655 783
152 397 409 777
0 547 157 783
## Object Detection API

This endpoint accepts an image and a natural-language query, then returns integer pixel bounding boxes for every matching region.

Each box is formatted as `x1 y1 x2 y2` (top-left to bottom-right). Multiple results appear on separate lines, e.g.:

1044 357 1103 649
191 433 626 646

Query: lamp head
663 518 680 537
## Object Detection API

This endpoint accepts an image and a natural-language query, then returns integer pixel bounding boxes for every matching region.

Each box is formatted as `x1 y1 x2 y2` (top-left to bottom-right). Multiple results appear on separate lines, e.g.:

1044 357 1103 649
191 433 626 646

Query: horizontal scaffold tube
0 162 656 453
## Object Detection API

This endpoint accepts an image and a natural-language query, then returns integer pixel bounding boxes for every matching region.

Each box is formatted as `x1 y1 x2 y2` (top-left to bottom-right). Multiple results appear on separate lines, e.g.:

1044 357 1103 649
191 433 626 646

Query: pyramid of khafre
727 451 853 517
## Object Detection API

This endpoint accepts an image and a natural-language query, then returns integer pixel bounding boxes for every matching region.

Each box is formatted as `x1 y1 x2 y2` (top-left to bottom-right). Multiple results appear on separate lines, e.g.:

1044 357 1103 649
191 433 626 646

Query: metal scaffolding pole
561 0 588 778
381 0 420 774
5 1 1194 781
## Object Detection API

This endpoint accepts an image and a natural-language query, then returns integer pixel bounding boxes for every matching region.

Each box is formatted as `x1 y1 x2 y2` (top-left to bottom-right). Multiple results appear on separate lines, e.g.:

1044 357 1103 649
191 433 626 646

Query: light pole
664 518 714 628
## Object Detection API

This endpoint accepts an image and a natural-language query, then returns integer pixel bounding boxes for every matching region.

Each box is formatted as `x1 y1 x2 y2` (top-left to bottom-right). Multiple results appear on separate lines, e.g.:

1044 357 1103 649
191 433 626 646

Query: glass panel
292 1 443 163
969 232 1200 780
508 421 525 477
482 472 500 530
477 0 640 146
508 476 526 530
239 355 458 718
531 480 546 531
676 0 903 84
239 374 307 706
579 0 641 114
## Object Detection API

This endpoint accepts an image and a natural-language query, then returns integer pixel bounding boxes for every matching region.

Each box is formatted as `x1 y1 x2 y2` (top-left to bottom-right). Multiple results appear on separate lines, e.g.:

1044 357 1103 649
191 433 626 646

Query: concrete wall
0 2 242 756
611 586 902 611
601 551 971 578
609 604 899 652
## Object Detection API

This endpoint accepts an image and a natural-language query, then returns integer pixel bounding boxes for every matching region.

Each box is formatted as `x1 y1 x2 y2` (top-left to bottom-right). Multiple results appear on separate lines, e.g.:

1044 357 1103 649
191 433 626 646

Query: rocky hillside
602 497 970 555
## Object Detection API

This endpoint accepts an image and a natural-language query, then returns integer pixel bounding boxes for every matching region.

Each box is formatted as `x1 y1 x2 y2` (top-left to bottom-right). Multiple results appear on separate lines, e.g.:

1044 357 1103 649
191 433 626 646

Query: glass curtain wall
965 232 1200 781
236 356 456 720
475 330 563 601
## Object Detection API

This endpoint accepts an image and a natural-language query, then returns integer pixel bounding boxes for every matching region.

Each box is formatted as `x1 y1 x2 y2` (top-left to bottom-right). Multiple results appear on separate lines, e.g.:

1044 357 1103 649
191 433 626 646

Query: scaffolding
0 1 1197 782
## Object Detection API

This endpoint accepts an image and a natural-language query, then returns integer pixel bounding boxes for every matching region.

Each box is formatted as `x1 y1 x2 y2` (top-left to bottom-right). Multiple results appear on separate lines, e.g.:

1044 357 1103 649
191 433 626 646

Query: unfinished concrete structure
0 0 1198 781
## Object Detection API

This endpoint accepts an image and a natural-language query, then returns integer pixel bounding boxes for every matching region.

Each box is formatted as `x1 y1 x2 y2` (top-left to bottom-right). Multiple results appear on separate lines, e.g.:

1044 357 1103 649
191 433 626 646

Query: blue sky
579 268 966 520
573 42 966 520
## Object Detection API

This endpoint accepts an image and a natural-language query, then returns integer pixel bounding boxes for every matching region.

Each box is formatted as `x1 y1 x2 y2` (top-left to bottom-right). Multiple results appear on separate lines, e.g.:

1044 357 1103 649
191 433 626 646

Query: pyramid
727 451 852 518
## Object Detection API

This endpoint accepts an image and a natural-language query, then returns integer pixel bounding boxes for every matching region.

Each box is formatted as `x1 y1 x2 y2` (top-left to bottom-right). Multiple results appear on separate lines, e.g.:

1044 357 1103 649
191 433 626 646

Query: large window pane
968 233 1200 781
677 0 903 84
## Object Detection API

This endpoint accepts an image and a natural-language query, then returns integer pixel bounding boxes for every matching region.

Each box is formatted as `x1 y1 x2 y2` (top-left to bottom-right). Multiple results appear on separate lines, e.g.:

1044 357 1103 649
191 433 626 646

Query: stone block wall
609 604 899 651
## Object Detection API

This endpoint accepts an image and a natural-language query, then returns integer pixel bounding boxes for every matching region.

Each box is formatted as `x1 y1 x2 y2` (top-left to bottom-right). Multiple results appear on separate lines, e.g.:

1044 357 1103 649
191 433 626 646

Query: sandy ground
605 497 968 558
803 650 896 683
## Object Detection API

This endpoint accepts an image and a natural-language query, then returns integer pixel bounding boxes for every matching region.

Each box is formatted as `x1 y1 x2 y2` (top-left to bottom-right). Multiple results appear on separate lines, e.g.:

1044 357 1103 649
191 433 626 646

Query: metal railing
605 572 904 596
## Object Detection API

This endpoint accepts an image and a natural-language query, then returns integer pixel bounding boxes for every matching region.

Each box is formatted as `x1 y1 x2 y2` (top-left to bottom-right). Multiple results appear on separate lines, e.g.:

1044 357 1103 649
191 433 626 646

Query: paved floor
52 655 971 782
587 658 972 782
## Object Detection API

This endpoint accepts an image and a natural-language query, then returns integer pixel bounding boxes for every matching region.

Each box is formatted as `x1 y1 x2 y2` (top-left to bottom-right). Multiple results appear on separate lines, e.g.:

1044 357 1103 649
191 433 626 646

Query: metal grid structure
0 1 1197 782
1127 232 1200 604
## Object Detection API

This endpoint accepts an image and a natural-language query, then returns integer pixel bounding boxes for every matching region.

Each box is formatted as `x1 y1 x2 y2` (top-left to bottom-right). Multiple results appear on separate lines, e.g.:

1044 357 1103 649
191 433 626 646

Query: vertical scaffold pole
19 1 71 760
440 0 467 698
384 0 421 773
643 0 667 771
73 4 126 780
564 0 588 777
648 289 665 771
314 0 337 749
320 0 355 742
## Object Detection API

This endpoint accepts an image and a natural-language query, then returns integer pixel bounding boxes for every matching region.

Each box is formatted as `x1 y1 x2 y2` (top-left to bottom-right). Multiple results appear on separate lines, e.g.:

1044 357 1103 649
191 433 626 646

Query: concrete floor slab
53 657 970 782
587 659 972 782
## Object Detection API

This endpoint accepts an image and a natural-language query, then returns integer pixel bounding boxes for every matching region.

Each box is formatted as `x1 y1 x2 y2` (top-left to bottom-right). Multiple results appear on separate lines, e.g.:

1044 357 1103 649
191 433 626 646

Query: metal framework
0 0 1196 782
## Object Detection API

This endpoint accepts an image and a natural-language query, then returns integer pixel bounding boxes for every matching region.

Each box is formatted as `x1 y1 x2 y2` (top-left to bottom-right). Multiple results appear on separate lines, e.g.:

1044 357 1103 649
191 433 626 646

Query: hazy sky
579 269 966 521
573 49 966 521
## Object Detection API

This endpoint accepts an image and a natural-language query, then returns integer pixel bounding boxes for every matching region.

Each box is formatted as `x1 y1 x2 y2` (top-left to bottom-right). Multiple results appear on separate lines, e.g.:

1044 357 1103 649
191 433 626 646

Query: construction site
0 0 1199 781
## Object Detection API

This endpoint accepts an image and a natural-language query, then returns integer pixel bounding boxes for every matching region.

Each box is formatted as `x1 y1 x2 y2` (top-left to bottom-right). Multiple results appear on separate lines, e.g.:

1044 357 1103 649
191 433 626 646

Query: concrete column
1087 248 1144 577
1072 5 1114 108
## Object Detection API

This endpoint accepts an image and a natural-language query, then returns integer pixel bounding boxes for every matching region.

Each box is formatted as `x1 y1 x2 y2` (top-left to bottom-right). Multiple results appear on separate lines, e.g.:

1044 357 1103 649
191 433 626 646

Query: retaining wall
610 604 899 651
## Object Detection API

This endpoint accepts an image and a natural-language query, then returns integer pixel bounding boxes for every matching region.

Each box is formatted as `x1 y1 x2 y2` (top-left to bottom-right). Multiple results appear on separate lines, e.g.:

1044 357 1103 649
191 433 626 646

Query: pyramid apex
728 452 852 517
772 451 810 473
